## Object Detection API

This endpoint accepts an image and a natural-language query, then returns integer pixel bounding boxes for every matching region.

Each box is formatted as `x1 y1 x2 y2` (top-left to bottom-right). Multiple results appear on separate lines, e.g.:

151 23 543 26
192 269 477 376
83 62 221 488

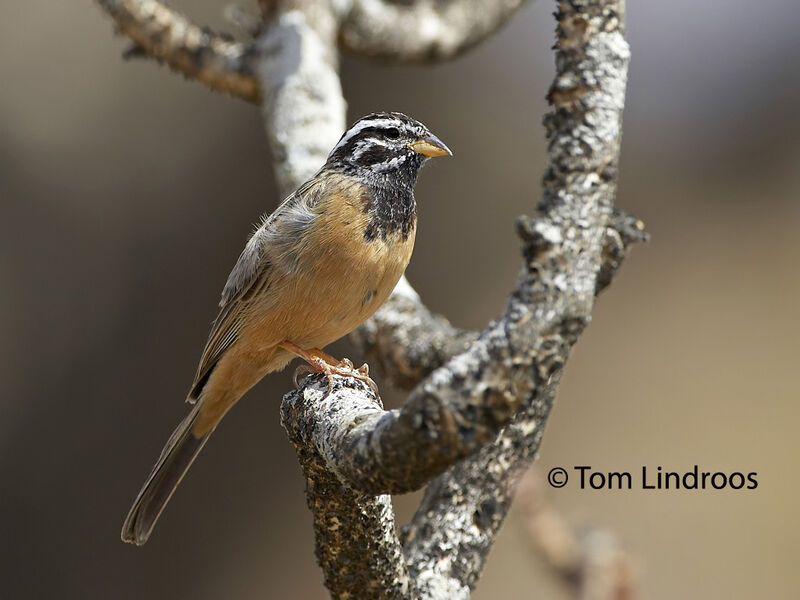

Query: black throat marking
360 160 421 242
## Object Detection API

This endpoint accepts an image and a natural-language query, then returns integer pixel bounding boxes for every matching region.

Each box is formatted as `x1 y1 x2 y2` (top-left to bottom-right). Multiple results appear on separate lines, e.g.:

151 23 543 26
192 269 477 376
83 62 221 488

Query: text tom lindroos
565 465 758 490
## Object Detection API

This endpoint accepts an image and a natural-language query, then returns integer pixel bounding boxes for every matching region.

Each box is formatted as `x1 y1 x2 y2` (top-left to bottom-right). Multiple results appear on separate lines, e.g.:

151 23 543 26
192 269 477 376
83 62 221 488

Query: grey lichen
254 8 347 195
282 380 412 599
339 0 531 62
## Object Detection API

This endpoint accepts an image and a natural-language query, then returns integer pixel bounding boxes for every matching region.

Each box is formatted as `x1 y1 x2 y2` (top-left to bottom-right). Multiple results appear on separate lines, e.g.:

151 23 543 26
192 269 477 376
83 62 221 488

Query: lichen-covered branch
253 3 346 196
96 0 260 102
97 0 532 108
403 3 631 594
282 380 413 600
284 313 535 497
339 0 530 62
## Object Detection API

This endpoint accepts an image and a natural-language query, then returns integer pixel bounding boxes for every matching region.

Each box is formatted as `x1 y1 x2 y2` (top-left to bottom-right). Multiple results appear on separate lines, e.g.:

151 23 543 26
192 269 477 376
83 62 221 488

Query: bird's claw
292 364 315 389
325 359 379 396
291 357 379 397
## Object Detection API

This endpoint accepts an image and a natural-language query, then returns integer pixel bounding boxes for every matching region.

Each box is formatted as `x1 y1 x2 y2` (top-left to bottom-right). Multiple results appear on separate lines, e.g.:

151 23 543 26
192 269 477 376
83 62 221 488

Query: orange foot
278 341 379 395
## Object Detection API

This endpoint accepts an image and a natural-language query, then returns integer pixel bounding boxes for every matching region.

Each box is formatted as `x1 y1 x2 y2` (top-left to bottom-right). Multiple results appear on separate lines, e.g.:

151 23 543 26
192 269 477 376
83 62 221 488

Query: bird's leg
278 341 378 395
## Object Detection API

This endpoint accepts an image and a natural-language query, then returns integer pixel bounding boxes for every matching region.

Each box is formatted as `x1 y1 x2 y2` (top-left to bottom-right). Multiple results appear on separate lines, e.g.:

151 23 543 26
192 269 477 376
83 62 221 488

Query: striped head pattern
326 112 451 175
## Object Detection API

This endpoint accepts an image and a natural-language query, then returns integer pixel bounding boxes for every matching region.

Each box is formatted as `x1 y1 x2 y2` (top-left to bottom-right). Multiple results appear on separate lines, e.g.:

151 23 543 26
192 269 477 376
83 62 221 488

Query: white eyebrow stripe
330 117 400 154
352 137 390 151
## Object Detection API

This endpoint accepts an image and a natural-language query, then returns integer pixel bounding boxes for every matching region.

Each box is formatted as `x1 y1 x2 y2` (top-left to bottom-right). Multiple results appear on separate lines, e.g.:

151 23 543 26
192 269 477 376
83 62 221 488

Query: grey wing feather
219 218 272 307
187 177 323 401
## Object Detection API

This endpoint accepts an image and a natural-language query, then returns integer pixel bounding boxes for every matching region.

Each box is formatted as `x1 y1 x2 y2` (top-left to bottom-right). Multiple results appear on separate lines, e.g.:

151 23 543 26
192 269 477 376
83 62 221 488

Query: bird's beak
408 133 452 157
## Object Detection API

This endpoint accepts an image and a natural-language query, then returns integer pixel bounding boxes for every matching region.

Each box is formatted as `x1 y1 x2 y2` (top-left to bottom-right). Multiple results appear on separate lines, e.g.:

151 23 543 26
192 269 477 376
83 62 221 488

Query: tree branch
253 2 346 196
282 380 413 599
97 0 261 102
339 0 531 62
403 3 631 593
97 0 532 107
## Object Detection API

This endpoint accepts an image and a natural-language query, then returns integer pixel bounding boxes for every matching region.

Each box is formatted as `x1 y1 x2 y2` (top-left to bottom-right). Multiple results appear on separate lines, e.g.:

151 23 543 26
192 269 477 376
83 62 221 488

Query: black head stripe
325 112 435 177
356 145 393 166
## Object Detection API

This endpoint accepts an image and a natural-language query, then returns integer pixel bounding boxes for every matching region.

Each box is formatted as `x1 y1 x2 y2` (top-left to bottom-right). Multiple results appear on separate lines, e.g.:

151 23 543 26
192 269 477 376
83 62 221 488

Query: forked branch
97 0 531 105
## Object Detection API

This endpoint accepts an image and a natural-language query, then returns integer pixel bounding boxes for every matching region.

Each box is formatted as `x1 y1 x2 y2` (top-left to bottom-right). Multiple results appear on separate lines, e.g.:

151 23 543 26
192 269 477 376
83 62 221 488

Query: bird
121 112 451 545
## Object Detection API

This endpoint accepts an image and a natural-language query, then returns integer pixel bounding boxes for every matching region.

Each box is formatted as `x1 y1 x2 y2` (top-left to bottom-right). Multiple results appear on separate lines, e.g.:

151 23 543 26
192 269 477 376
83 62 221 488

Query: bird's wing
187 177 323 401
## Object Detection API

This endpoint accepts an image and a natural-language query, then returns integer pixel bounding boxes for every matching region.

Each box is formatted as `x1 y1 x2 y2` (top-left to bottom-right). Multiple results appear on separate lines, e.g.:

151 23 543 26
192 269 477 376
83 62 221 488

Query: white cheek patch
350 138 389 161
372 154 408 172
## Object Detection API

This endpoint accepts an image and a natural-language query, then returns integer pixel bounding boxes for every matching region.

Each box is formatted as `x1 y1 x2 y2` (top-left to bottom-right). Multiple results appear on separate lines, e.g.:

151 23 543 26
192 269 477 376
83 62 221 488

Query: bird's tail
121 402 211 545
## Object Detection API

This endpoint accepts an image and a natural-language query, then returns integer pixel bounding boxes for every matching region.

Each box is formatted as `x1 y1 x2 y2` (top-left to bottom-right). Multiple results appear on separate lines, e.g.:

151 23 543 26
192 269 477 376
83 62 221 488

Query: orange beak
408 133 452 158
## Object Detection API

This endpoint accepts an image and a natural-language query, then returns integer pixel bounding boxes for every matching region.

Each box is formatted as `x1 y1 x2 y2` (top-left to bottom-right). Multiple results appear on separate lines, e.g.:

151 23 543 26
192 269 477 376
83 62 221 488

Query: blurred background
2 0 798 598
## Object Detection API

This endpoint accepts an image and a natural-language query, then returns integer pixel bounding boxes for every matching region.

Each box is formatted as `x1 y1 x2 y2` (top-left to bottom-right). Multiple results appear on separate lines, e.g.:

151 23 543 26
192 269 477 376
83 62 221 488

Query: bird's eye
385 127 401 140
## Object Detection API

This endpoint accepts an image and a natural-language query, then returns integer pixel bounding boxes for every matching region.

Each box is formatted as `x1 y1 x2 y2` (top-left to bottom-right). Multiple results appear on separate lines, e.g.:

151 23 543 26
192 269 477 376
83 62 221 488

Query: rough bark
339 0 531 62
253 4 346 195
97 0 261 101
283 382 413 599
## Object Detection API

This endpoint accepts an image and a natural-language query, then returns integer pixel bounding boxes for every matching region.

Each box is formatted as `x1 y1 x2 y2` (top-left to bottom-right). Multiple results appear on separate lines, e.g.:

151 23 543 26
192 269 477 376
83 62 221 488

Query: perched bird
121 112 451 545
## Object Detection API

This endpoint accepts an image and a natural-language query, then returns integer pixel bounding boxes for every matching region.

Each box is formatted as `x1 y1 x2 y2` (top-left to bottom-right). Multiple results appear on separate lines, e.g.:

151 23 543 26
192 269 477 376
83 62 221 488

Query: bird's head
326 112 451 178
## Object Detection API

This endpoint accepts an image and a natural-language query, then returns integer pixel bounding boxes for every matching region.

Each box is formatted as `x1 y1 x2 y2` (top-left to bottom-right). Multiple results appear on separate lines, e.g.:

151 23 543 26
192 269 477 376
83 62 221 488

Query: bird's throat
362 173 417 242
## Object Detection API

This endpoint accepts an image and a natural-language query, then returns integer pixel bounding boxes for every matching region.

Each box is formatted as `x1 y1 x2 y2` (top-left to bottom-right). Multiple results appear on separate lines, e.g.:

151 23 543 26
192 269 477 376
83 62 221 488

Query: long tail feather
121 403 211 545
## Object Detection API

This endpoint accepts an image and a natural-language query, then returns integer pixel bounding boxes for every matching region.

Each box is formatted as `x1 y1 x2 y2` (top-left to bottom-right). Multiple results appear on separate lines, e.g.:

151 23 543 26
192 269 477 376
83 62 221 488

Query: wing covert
187 177 323 401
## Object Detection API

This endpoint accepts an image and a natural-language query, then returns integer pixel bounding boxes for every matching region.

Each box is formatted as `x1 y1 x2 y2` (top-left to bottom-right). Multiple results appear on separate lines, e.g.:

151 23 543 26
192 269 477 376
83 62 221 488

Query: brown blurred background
2 1 799 598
